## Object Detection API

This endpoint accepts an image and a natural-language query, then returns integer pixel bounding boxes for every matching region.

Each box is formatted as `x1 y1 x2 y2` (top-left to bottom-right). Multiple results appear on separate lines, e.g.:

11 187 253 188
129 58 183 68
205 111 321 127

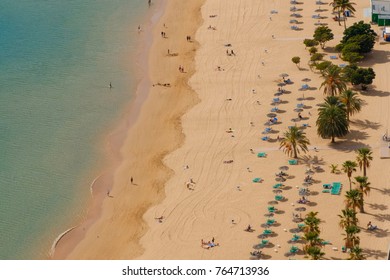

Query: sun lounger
323 183 331 189
339 63 346 68
288 159 298 165
301 84 309 90
330 55 337 59
268 206 276 213
266 219 275 225
271 107 279 112
273 183 283 188
302 123 309 127
275 195 284 201
291 234 300 242
259 239 269 248
322 189 330 193
297 223 305 230
261 136 269 141
257 152 267 158
321 241 331 245
290 246 299 254
252 177 263 183
263 229 273 235
331 182 342 195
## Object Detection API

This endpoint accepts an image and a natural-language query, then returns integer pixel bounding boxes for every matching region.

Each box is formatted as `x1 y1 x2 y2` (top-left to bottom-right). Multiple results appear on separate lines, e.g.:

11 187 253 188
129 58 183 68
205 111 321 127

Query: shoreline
54 0 205 259
51 0 168 259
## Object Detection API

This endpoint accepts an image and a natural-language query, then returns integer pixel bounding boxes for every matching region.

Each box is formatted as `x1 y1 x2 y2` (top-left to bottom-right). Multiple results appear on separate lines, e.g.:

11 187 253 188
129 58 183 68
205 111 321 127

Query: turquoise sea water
0 0 149 259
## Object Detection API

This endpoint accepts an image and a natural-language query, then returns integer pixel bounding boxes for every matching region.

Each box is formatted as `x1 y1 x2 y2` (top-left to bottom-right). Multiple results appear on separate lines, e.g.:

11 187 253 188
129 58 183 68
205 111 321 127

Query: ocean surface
0 0 150 259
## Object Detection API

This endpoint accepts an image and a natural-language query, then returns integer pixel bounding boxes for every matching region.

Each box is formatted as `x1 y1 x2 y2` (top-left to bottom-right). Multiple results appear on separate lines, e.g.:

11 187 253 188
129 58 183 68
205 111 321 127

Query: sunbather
367 221 378 230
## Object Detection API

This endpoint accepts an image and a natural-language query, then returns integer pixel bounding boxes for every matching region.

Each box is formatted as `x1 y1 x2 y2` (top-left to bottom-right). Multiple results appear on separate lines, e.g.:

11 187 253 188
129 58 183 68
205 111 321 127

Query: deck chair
288 159 298 165
252 177 262 183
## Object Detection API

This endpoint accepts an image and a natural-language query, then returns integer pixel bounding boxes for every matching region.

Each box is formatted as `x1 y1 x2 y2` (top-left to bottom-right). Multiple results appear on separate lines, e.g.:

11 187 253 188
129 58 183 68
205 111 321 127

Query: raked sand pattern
66 0 390 260
140 0 390 260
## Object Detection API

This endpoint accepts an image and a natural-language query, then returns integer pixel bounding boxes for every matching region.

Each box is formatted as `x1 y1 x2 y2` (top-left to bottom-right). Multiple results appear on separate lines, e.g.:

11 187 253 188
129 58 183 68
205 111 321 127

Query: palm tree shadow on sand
300 155 325 166
362 248 387 260
325 140 368 152
350 119 381 130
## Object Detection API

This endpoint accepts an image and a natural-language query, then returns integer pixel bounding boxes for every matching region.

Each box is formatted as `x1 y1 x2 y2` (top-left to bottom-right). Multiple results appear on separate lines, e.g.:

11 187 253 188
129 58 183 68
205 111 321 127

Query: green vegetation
309 46 318 55
320 64 347 96
303 38 319 48
303 212 325 260
316 96 349 142
343 65 376 90
330 163 340 174
342 160 358 190
354 176 371 213
279 126 310 159
331 0 356 29
336 21 377 62
310 53 323 62
339 90 362 121
315 61 332 72
292 56 301 68
355 147 373 177
313 26 334 49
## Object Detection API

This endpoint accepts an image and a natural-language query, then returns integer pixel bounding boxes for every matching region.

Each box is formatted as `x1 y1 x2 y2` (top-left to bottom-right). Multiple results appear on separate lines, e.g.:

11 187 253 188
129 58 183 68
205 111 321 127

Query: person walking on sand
130 177 134 184
109 82 112 89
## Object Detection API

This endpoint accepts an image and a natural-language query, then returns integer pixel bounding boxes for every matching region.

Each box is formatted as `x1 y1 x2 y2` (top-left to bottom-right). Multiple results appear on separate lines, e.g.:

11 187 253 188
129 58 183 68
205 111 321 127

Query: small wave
50 226 77 257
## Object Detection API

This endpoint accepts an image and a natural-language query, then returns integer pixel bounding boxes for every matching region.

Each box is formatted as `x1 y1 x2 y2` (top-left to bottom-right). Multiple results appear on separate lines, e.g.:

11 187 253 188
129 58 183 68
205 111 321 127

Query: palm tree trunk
342 9 347 29
363 165 366 177
338 11 341 26
348 177 352 190
331 136 335 143
293 144 298 159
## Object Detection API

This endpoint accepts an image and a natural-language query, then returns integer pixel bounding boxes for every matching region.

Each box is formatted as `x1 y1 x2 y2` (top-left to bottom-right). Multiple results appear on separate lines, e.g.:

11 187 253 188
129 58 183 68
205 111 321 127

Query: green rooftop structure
371 0 390 26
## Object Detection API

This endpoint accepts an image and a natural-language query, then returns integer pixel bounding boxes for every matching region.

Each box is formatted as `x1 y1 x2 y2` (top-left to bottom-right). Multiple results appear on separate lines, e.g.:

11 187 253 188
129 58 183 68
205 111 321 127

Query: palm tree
316 98 349 143
306 245 325 260
355 147 373 177
348 246 366 260
279 126 310 159
342 160 358 190
303 231 322 247
304 212 321 234
345 189 363 212
333 0 357 29
338 208 358 230
339 90 362 121
303 212 325 259
330 1 342 26
320 64 347 96
344 225 360 248
354 176 371 213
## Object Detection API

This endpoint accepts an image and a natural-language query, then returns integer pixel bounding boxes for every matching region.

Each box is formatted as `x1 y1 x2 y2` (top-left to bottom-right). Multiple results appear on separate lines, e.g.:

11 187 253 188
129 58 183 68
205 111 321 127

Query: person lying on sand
205 241 219 249
367 221 378 230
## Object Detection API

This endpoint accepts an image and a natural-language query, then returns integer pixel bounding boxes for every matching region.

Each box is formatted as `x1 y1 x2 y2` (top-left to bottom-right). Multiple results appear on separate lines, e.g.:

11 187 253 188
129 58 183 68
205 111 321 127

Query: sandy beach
61 0 389 260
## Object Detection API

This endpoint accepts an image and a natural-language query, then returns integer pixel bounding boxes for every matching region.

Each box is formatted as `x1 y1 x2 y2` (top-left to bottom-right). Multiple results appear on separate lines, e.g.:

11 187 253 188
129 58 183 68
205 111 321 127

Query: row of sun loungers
322 182 342 195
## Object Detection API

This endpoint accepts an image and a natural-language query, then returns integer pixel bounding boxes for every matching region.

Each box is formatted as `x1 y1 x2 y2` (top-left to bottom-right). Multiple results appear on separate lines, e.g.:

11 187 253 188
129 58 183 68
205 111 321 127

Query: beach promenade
64 0 390 260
